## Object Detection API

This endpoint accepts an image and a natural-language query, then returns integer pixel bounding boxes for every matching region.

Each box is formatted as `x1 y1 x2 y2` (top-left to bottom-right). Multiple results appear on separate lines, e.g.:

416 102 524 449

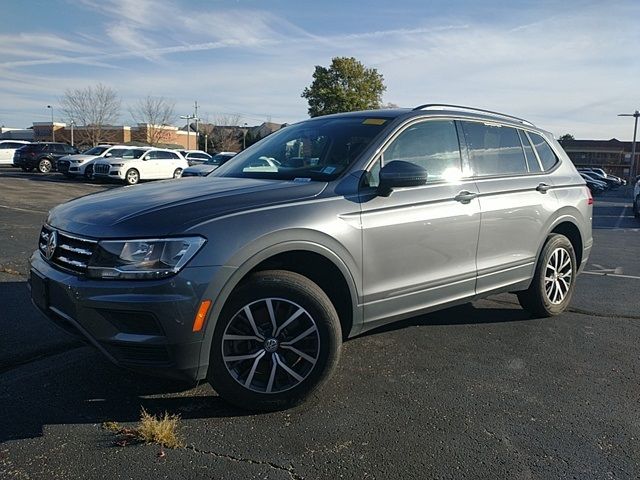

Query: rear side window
528 132 558 171
383 120 462 182
461 121 527 176
518 130 541 173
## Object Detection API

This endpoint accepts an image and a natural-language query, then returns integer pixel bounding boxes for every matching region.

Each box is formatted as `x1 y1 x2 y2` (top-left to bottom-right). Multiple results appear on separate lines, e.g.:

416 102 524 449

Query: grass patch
102 408 184 449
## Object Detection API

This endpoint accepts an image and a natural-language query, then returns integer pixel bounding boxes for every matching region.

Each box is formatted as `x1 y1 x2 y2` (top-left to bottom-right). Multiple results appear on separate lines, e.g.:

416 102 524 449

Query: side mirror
378 161 428 196
105 152 112 158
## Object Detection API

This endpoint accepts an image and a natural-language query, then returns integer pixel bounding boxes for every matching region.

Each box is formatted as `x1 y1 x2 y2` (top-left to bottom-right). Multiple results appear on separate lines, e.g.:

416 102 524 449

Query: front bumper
29 251 220 381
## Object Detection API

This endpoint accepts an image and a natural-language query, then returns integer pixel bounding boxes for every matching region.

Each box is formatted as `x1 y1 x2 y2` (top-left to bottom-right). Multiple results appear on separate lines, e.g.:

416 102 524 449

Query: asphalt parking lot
1 168 639 479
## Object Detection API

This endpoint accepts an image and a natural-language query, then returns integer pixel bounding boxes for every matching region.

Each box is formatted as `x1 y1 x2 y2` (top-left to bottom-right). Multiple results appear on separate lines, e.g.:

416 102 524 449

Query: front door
360 119 481 328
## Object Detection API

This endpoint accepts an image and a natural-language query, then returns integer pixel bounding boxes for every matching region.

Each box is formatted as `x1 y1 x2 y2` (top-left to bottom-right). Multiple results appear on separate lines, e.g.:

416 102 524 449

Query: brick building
559 138 639 179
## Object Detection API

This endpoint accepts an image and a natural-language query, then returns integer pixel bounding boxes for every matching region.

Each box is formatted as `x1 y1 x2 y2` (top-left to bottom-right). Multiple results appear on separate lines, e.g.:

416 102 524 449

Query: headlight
87 236 206 279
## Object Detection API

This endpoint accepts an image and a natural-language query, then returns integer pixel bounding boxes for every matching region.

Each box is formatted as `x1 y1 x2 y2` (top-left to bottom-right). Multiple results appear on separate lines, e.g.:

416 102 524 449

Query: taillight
586 186 593 205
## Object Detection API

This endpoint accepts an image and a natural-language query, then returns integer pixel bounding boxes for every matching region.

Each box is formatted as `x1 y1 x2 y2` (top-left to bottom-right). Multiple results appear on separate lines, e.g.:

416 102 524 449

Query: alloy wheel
544 247 572 304
221 298 320 394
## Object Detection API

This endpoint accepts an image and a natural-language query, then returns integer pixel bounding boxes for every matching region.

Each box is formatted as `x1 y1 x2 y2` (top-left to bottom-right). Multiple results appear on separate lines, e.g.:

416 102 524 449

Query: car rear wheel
173 168 183 178
37 158 52 173
125 168 139 185
517 233 576 317
208 270 342 411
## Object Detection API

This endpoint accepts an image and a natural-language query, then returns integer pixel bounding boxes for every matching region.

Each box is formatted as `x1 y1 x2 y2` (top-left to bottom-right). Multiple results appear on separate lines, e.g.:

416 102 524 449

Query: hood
64 154 98 162
47 176 327 237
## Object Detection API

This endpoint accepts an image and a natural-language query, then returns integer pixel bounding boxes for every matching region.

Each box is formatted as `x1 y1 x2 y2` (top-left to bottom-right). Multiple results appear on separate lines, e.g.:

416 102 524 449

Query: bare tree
200 114 242 152
60 83 121 146
129 95 176 146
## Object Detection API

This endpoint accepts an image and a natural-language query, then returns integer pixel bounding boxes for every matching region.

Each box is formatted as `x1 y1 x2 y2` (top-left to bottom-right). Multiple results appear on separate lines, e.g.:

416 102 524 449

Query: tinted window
0 143 8 149
52 144 66 153
462 122 528 176
383 120 462 182
64 145 77 154
107 148 128 158
528 132 558 170
518 130 541 172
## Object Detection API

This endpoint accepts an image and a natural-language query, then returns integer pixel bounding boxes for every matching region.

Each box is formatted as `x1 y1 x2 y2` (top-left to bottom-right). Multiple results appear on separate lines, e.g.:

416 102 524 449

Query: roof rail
412 104 535 127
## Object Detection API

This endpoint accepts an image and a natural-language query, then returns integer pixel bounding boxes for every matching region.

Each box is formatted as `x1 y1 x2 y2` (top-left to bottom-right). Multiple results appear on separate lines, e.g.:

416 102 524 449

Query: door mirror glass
105 152 112 158
378 160 428 196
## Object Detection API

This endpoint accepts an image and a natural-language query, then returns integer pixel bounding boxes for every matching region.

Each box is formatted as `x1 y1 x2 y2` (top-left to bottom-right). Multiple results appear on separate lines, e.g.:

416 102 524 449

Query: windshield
121 148 148 159
82 146 110 155
214 116 388 181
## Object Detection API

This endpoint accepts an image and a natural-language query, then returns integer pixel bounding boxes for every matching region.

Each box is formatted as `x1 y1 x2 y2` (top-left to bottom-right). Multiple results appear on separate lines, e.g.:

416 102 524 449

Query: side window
145 151 157 160
518 130 541 172
461 121 528 176
0 144 8 149
382 120 462 182
52 144 65 153
167 152 179 159
65 145 76 154
528 132 558 171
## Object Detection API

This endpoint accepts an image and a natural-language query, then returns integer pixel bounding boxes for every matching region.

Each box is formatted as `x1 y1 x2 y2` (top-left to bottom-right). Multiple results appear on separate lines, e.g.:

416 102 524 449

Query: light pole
70 120 75 147
618 110 639 187
242 122 248 150
180 114 196 149
46 105 55 141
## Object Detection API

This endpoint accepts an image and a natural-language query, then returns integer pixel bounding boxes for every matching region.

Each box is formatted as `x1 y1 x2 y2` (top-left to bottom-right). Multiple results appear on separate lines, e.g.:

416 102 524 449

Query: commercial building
560 138 638 178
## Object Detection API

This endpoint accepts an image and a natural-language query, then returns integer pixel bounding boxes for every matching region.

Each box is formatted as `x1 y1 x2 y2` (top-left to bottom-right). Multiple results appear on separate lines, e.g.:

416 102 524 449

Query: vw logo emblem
46 230 58 260
264 338 279 353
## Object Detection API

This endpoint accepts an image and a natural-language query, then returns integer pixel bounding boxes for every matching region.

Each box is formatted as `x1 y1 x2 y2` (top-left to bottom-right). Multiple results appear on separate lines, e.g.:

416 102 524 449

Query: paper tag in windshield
363 118 387 125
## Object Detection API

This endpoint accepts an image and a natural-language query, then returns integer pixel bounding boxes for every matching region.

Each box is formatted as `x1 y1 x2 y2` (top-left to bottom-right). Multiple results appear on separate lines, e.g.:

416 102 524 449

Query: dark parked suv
13 142 78 173
30 105 593 411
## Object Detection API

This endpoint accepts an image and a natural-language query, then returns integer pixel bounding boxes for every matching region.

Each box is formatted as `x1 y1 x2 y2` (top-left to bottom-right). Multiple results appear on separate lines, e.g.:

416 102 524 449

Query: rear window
461 121 528 176
528 132 558 171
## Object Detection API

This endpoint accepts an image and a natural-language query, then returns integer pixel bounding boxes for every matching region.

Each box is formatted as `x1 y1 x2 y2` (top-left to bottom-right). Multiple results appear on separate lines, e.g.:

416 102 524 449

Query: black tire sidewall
208 270 342 411
533 234 577 316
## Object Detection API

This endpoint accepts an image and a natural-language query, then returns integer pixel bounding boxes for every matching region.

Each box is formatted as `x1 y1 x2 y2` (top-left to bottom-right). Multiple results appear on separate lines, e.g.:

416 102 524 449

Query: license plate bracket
30 270 49 312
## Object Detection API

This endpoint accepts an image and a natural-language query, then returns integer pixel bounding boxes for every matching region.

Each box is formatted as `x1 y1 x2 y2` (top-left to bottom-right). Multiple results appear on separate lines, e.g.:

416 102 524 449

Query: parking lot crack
186 444 303 479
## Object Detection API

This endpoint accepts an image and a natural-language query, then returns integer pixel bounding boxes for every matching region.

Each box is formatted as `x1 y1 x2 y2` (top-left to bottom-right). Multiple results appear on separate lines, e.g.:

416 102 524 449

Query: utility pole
70 120 75 146
618 110 639 188
243 122 248 150
46 105 55 141
180 114 196 149
194 101 199 149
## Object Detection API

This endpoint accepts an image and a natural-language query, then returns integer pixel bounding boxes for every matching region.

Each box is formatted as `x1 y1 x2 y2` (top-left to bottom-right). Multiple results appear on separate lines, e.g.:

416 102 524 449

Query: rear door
459 120 559 294
360 118 481 327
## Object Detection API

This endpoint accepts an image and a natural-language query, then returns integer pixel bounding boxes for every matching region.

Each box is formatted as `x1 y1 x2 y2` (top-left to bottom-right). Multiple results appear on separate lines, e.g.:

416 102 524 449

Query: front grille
39 226 97 274
57 160 70 173
94 163 110 174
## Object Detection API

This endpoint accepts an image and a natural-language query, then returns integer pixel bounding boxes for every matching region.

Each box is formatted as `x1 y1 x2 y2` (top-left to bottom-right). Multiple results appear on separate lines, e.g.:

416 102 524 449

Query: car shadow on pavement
0 281 251 443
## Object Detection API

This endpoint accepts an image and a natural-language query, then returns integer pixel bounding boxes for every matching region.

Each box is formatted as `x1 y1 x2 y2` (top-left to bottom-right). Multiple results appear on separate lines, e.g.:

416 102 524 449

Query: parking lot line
582 271 640 280
0 204 46 214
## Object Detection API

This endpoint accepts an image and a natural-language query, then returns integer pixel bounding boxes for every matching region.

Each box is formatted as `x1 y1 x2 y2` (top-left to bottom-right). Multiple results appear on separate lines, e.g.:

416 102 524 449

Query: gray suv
29 105 593 411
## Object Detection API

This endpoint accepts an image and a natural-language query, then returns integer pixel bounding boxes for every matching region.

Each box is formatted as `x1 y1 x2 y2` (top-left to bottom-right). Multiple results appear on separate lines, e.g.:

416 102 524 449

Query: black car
181 152 237 177
13 142 79 173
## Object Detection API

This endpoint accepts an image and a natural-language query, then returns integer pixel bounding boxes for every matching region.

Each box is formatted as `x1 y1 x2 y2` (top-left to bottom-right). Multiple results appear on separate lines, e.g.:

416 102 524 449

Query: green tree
301 57 386 117
558 133 575 143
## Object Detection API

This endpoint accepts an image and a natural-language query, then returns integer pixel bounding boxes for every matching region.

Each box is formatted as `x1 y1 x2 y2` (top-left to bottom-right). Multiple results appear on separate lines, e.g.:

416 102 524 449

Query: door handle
536 183 551 193
454 190 478 204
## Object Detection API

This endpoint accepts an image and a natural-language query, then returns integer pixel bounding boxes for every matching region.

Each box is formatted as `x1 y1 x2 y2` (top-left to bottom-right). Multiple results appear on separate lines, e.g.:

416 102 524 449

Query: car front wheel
208 270 342 411
173 168 183 178
125 168 139 185
517 233 577 317
84 165 94 180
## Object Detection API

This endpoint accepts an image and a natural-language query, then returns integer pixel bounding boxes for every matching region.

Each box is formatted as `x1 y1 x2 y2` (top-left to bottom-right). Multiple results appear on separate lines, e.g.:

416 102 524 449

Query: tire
84 165 94 180
634 195 640 219
208 270 342 412
37 158 53 173
517 234 577 317
173 168 183 179
125 168 139 185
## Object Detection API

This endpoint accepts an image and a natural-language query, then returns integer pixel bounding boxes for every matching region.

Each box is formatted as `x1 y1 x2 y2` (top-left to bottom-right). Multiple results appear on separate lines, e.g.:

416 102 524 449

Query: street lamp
180 114 197 149
242 122 248 150
70 120 75 147
618 110 639 186
46 105 54 141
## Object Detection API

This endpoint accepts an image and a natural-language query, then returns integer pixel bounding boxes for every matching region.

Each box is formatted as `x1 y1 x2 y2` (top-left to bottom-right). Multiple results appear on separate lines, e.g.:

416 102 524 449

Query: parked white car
0 140 30 165
93 147 188 185
57 144 133 179
180 149 212 166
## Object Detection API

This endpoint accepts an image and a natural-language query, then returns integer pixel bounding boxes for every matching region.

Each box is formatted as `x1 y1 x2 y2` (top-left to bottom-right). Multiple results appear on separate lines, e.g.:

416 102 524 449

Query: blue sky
1 0 638 139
